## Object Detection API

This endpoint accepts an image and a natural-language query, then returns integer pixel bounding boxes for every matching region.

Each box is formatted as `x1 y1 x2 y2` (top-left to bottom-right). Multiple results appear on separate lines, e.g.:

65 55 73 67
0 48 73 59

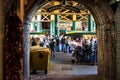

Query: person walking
61 37 65 52
49 39 55 58
55 36 60 52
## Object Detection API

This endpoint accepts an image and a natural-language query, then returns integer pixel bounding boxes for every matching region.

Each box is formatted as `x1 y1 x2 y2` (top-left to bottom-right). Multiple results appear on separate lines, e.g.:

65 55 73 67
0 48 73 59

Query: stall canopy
64 31 96 36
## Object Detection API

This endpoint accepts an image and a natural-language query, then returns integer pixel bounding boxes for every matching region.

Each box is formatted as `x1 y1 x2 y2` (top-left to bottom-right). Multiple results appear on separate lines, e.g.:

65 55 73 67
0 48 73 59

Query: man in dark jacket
49 39 55 57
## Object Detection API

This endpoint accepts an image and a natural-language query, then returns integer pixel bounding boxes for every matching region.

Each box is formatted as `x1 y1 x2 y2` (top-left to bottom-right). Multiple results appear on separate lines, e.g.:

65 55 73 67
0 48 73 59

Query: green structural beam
37 21 40 32
88 15 93 31
93 21 96 31
50 21 55 38
50 21 52 37
57 15 60 36
72 21 76 30
54 14 60 36
54 14 57 36
31 21 35 31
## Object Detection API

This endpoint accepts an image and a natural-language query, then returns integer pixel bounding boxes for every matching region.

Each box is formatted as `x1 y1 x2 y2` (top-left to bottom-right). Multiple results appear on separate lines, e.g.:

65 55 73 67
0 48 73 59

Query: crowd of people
69 35 98 64
30 35 98 63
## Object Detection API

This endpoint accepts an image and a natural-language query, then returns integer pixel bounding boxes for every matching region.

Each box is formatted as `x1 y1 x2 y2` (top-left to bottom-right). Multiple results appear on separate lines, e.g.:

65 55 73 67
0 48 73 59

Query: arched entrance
24 0 115 80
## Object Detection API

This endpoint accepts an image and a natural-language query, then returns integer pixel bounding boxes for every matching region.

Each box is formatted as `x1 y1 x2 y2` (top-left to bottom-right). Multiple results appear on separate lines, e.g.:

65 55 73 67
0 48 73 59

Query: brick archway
115 2 120 80
24 0 115 80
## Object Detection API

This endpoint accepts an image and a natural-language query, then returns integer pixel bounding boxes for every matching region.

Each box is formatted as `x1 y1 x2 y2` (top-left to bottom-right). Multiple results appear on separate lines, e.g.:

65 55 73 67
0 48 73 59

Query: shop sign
47 5 80 13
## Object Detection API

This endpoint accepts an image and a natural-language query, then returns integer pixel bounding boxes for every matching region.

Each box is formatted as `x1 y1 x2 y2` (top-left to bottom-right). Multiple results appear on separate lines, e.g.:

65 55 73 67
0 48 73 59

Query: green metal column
37 21 40 32
31 21 35 31
88 15 93 31
37 15 42 32
55 14 59 36
72 21 76 30
57 15 60 36
93 21 96 31
50 21 55 38
50 21 52 38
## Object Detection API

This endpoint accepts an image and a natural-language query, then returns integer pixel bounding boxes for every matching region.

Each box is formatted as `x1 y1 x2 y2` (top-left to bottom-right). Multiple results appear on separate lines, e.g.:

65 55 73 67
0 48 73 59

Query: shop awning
64 31 96 36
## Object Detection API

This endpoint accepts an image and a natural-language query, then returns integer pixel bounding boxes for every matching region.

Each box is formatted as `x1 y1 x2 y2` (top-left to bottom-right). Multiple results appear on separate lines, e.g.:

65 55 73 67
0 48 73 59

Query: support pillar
31 21 34 32
88 15 93 31
50 22 52 38
37 15 41 32
55 14 59 36
72 21 76 30
23 21 30 80
93 21 95 31
37 21 40 32
57 15 60 36
50 21 55 38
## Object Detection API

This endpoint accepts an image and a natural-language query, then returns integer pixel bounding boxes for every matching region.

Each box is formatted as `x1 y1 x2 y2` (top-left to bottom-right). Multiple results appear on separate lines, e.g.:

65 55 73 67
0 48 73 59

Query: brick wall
115 2 120 80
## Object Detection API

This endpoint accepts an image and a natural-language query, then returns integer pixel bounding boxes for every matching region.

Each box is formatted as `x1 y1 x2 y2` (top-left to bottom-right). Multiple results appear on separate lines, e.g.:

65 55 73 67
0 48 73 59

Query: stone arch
24 0 115 80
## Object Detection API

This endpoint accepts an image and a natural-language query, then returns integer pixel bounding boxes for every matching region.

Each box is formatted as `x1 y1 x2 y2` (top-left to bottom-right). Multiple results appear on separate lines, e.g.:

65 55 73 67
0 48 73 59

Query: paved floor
30 52 97 80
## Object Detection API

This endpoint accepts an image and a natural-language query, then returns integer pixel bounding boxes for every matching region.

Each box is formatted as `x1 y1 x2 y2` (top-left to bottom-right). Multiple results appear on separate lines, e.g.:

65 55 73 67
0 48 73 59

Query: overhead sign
47 5 80 13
